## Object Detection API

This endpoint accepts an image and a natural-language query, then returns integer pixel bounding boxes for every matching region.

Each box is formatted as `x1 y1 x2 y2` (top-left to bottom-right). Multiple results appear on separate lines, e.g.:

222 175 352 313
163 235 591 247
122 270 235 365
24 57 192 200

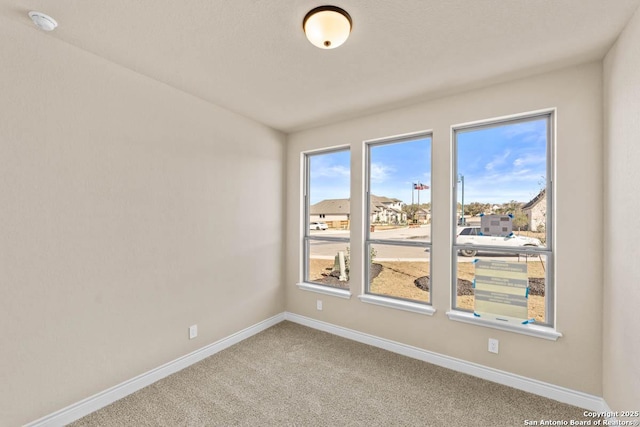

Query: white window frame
361 131 435 315
447 110 558 338
297 147 352 299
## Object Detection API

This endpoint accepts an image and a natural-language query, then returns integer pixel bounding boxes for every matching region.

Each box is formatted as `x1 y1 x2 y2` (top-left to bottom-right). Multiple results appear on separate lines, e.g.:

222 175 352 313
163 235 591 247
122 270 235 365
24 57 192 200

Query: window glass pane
306 239 350 289
368 243 430 304
305 149 350 289
308 150 351 234
456 118 548 248
369 137 431 242
454 252 548 324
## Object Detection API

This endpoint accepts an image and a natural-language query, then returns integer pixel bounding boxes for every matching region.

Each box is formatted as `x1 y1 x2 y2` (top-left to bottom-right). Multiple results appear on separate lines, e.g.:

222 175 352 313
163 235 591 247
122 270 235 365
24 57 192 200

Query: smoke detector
28 11 58 31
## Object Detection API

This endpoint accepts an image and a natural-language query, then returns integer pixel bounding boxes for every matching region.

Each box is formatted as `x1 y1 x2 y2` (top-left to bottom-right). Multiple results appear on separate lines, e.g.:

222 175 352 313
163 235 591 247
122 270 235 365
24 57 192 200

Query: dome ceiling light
303 6 352 49
28 11 58 31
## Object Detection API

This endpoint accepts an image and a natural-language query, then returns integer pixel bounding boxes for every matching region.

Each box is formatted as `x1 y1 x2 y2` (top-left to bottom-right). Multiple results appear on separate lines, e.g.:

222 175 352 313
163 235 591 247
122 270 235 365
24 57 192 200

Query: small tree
465 202 489 217
497 200 528 231
402 203 419 223
536 211 547 244
512 209 529 231
343 246 377 281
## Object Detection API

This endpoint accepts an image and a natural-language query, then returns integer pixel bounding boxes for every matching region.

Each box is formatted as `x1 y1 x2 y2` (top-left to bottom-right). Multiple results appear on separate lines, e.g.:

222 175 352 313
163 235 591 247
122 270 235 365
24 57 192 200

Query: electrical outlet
189 324 198 340
488 338 499 354
316 299 323 311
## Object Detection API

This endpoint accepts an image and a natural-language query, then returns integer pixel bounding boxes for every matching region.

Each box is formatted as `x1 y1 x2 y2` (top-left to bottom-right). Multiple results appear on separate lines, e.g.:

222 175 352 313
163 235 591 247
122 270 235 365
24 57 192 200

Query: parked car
310 221 328 230
456 226 541 257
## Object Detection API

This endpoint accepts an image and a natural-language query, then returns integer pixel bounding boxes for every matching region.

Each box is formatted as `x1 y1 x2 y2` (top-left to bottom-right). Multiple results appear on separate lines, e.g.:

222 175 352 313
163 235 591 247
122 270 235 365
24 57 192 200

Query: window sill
359 294 436 316
446 310 562 341
296 282 352 299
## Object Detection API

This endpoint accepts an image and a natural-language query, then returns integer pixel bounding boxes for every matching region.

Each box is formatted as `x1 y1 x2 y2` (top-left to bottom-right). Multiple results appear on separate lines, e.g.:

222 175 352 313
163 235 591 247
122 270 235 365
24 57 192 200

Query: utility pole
412 183 415 206
411 183 415 224
458 174 465 225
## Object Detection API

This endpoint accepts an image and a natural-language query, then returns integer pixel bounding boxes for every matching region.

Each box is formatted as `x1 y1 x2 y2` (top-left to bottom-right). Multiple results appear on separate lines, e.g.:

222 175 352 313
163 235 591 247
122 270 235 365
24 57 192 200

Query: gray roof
522 189 546 210
310 198 350 215
370 194 402 213
311 195 404 215
371 195 401 204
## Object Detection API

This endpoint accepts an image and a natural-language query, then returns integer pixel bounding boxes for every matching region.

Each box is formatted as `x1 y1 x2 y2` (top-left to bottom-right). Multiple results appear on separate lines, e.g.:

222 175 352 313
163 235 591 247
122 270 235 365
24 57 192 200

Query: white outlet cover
316 300 323 310
488 338 499 354
189 325 198 339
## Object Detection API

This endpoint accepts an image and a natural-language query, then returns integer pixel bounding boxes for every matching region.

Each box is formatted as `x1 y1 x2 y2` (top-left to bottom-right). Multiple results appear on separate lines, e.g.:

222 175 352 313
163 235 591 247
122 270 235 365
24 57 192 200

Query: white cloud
370 162 394 183
513 153 545 168
502 121 547 144
485 150 511 171
312 164 350 179
462 170 544 204
503 121 543 137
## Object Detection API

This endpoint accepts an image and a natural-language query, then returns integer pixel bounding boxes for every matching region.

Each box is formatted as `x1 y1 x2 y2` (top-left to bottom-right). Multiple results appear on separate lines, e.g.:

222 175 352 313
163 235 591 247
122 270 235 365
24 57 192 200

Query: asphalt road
308 226 537 262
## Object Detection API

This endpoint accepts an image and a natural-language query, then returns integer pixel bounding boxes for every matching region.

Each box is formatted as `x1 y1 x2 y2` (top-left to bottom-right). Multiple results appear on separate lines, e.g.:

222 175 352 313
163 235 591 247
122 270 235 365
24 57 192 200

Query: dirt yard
308 258 429 302
308 257 546 321
308 258 350 289
370 261 429 303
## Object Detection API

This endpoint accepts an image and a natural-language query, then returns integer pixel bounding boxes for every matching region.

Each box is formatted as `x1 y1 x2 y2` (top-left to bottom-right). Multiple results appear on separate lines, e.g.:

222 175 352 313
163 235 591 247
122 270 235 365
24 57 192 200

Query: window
364 133 432 305
459 227 478 236
451 112 554 327
303 148 350 291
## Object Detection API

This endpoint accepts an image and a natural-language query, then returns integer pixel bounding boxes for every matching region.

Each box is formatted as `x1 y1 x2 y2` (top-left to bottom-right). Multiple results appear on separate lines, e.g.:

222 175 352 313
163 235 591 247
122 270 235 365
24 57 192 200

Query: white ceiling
2 0 639 132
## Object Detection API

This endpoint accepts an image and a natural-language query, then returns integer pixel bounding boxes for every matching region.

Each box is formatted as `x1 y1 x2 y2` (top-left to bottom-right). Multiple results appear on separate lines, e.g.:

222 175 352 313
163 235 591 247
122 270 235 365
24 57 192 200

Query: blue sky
309 138 431 205
369 138 432 204
457 118 547 204
309 119 547 205
309 150 351 204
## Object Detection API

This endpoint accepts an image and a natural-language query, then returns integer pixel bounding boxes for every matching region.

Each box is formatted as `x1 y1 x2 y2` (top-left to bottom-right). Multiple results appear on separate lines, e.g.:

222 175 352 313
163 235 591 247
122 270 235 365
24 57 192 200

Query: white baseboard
27 311 611 426
26 313 285 427
284 312 609 412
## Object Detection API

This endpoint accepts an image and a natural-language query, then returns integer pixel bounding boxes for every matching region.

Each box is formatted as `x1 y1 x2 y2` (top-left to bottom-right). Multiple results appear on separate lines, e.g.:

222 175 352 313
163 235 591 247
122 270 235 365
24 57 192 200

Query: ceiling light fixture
303 6 352 49
28 11 58 32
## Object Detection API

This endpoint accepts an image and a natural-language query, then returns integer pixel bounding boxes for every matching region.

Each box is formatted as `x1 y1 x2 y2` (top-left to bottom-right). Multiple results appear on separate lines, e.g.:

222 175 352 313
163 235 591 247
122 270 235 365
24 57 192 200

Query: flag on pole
413 183 429 190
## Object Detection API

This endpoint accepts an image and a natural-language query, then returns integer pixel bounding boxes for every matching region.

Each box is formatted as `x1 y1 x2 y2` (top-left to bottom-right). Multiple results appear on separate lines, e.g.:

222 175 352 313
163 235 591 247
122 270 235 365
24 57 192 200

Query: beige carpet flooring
69 321 595 426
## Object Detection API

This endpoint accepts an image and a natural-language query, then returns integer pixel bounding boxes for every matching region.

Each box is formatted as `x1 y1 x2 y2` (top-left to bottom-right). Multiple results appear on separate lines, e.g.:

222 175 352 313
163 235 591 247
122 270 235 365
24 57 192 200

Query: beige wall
286 63 604 395
603 6 640 414
0 17 285 426
7 5 639 423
